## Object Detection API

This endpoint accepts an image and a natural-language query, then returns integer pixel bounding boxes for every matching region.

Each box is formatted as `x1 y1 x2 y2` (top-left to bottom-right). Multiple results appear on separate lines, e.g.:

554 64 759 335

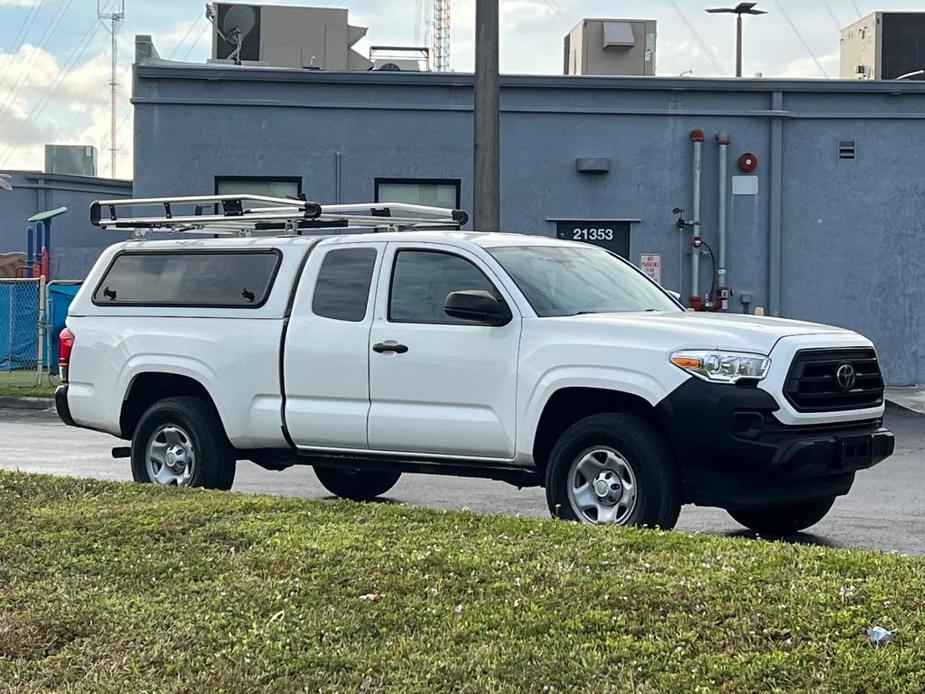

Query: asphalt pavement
0 405 922 554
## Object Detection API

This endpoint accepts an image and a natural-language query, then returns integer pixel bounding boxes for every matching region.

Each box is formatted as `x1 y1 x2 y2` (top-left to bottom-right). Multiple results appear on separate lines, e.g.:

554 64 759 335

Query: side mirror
444 290 512 326
667 290 681 301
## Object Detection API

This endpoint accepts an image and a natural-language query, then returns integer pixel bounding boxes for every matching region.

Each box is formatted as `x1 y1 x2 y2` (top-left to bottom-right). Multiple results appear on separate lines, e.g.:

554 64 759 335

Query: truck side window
92 251 280 308
389 250 498 324
312 248 378 322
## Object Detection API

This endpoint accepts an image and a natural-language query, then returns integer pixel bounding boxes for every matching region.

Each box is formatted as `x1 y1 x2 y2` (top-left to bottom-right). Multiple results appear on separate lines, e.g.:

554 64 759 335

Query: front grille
784 348 884 412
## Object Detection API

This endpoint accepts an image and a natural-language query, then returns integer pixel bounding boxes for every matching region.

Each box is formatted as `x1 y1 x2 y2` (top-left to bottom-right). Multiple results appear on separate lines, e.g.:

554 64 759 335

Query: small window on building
375 178 460 209
312 248 378 322
93 251 280 307
215 176 302 207
838 140 856 160
389 250 498 324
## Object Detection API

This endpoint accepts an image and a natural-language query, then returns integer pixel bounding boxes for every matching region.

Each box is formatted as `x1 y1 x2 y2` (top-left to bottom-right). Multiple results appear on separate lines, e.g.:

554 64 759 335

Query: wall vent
838 140 856 160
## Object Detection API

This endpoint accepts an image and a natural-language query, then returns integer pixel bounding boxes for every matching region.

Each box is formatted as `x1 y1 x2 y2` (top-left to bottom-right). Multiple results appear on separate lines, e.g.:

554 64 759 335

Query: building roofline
12 170 133 187
134 59 925 95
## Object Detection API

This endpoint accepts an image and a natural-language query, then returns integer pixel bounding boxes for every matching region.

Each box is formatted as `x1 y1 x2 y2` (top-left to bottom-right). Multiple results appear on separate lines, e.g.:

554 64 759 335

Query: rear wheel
314 466 401 501
728 497 836 535
130 396 235 490
545 413 681 529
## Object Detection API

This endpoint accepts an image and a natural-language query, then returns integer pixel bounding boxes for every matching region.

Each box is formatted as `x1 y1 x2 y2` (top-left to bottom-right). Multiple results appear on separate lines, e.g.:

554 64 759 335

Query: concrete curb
885 399 925 416
0 396 54 411
884 388 925 417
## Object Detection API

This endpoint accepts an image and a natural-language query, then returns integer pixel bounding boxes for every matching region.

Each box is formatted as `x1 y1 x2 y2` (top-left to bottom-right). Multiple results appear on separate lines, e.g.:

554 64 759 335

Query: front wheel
130 396 236 490
314 466 401 501
545 413 681 529
728 497 836 535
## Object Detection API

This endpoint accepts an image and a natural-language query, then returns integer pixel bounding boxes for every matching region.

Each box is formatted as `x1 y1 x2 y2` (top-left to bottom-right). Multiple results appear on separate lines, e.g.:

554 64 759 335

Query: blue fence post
35 221 46 278
26 225 33 276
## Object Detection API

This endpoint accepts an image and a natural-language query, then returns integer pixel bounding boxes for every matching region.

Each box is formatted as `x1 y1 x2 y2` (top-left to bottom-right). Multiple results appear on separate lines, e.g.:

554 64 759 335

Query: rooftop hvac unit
369 46 430 72
371 59 422 72
44 145 97 177
564 18 656 76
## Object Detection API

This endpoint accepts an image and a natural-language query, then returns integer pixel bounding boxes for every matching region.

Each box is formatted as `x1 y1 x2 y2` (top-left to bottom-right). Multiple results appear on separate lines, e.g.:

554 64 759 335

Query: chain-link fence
0 277 45 389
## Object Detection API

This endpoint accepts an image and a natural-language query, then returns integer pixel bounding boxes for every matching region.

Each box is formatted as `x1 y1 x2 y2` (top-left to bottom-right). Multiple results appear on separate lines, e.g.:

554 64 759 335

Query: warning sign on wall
638 254 662 284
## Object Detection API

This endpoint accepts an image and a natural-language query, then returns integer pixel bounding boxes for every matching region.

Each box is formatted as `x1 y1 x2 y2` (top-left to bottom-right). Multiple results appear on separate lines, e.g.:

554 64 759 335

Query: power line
168 15 202 60
821 0 842 32
849 0 864 20
669 0 725 74
0 0 75 128
0 1 110 166
773 0 829 78
542 0 573 24
180 21 211 62
2 0 42 57
0 0 43 100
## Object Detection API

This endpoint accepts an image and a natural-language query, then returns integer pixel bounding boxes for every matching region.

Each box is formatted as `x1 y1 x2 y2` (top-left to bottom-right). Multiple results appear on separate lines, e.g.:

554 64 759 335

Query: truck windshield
488 245 681 317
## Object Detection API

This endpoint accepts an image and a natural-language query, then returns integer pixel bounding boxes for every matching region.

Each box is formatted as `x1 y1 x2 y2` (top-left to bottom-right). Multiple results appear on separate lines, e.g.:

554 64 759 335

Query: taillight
59 327 74 383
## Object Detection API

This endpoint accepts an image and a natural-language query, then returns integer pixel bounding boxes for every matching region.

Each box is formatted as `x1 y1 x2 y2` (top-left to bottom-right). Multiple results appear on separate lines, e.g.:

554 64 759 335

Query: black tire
728 497 836 535
314 466 401 501
130 396 236 490
545 413 681 529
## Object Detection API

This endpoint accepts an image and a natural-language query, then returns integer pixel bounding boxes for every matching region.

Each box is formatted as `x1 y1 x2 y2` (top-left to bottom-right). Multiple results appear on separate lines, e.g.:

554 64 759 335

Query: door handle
372 340 409 354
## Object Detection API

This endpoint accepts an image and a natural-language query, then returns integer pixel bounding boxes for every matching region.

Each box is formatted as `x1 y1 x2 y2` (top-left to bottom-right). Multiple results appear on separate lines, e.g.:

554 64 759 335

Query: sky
0 0 921 177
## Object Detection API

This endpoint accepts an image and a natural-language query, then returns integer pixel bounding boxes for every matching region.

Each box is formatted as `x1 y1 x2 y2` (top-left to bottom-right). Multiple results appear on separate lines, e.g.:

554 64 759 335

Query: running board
238 448 543 488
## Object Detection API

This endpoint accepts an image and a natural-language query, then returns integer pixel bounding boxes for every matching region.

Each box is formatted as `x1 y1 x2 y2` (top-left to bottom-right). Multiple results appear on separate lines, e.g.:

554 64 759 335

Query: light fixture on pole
705 2 766 77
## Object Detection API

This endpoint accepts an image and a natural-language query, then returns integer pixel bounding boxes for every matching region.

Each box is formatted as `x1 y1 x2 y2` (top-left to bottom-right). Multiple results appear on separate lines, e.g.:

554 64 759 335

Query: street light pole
736 13 742 77
473 0 500 232
706 2 766 78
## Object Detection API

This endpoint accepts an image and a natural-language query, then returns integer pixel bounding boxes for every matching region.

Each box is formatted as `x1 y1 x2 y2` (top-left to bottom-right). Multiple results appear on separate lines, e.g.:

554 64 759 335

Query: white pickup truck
56 195 893 533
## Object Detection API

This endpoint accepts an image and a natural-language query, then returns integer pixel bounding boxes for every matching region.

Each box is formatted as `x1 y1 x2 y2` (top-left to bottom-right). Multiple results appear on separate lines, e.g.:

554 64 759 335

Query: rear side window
93 251 280 307
311 248 378 322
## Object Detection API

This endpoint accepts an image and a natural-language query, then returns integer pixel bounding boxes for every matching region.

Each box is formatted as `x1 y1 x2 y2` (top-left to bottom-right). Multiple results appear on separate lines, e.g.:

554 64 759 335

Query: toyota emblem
835 363 857 391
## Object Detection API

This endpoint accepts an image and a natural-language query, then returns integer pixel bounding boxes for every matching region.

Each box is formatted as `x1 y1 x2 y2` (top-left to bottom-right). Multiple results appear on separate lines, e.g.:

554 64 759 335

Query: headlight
670 350 770 383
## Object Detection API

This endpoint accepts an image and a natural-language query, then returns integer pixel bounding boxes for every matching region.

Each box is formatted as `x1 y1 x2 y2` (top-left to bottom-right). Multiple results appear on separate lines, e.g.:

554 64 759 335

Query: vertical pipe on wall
335 151 342 204
768 91 783 316
690 129 704 305
716 132 729 310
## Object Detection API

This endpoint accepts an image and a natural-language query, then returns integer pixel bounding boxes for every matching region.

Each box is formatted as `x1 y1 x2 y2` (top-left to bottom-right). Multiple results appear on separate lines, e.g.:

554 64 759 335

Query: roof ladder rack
89 193 469 238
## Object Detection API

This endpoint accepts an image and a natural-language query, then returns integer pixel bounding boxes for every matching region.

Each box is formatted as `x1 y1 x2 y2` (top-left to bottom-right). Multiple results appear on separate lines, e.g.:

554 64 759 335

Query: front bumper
656 378 894 510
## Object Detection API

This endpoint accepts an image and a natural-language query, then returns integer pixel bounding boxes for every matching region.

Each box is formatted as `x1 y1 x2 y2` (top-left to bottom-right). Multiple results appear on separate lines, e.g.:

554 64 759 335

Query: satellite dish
222 5 257 41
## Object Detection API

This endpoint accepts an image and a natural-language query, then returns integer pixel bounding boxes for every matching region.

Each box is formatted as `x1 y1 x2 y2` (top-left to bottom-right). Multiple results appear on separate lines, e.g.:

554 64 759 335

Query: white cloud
0 43 132 176
777 52 840 79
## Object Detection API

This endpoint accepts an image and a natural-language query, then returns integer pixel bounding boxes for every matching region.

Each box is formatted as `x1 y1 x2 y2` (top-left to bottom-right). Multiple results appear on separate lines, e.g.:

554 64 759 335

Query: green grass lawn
0 471 922 692
0 370 56 398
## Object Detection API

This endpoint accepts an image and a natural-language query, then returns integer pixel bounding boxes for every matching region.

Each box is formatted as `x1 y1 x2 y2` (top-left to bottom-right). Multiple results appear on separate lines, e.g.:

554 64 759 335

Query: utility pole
473 0 500 232
98 0 125 178
705 2 766 77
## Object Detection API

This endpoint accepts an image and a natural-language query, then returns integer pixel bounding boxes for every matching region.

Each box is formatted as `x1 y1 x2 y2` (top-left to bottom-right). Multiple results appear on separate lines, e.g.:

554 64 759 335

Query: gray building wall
132 38 925 384
0 172 132 279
